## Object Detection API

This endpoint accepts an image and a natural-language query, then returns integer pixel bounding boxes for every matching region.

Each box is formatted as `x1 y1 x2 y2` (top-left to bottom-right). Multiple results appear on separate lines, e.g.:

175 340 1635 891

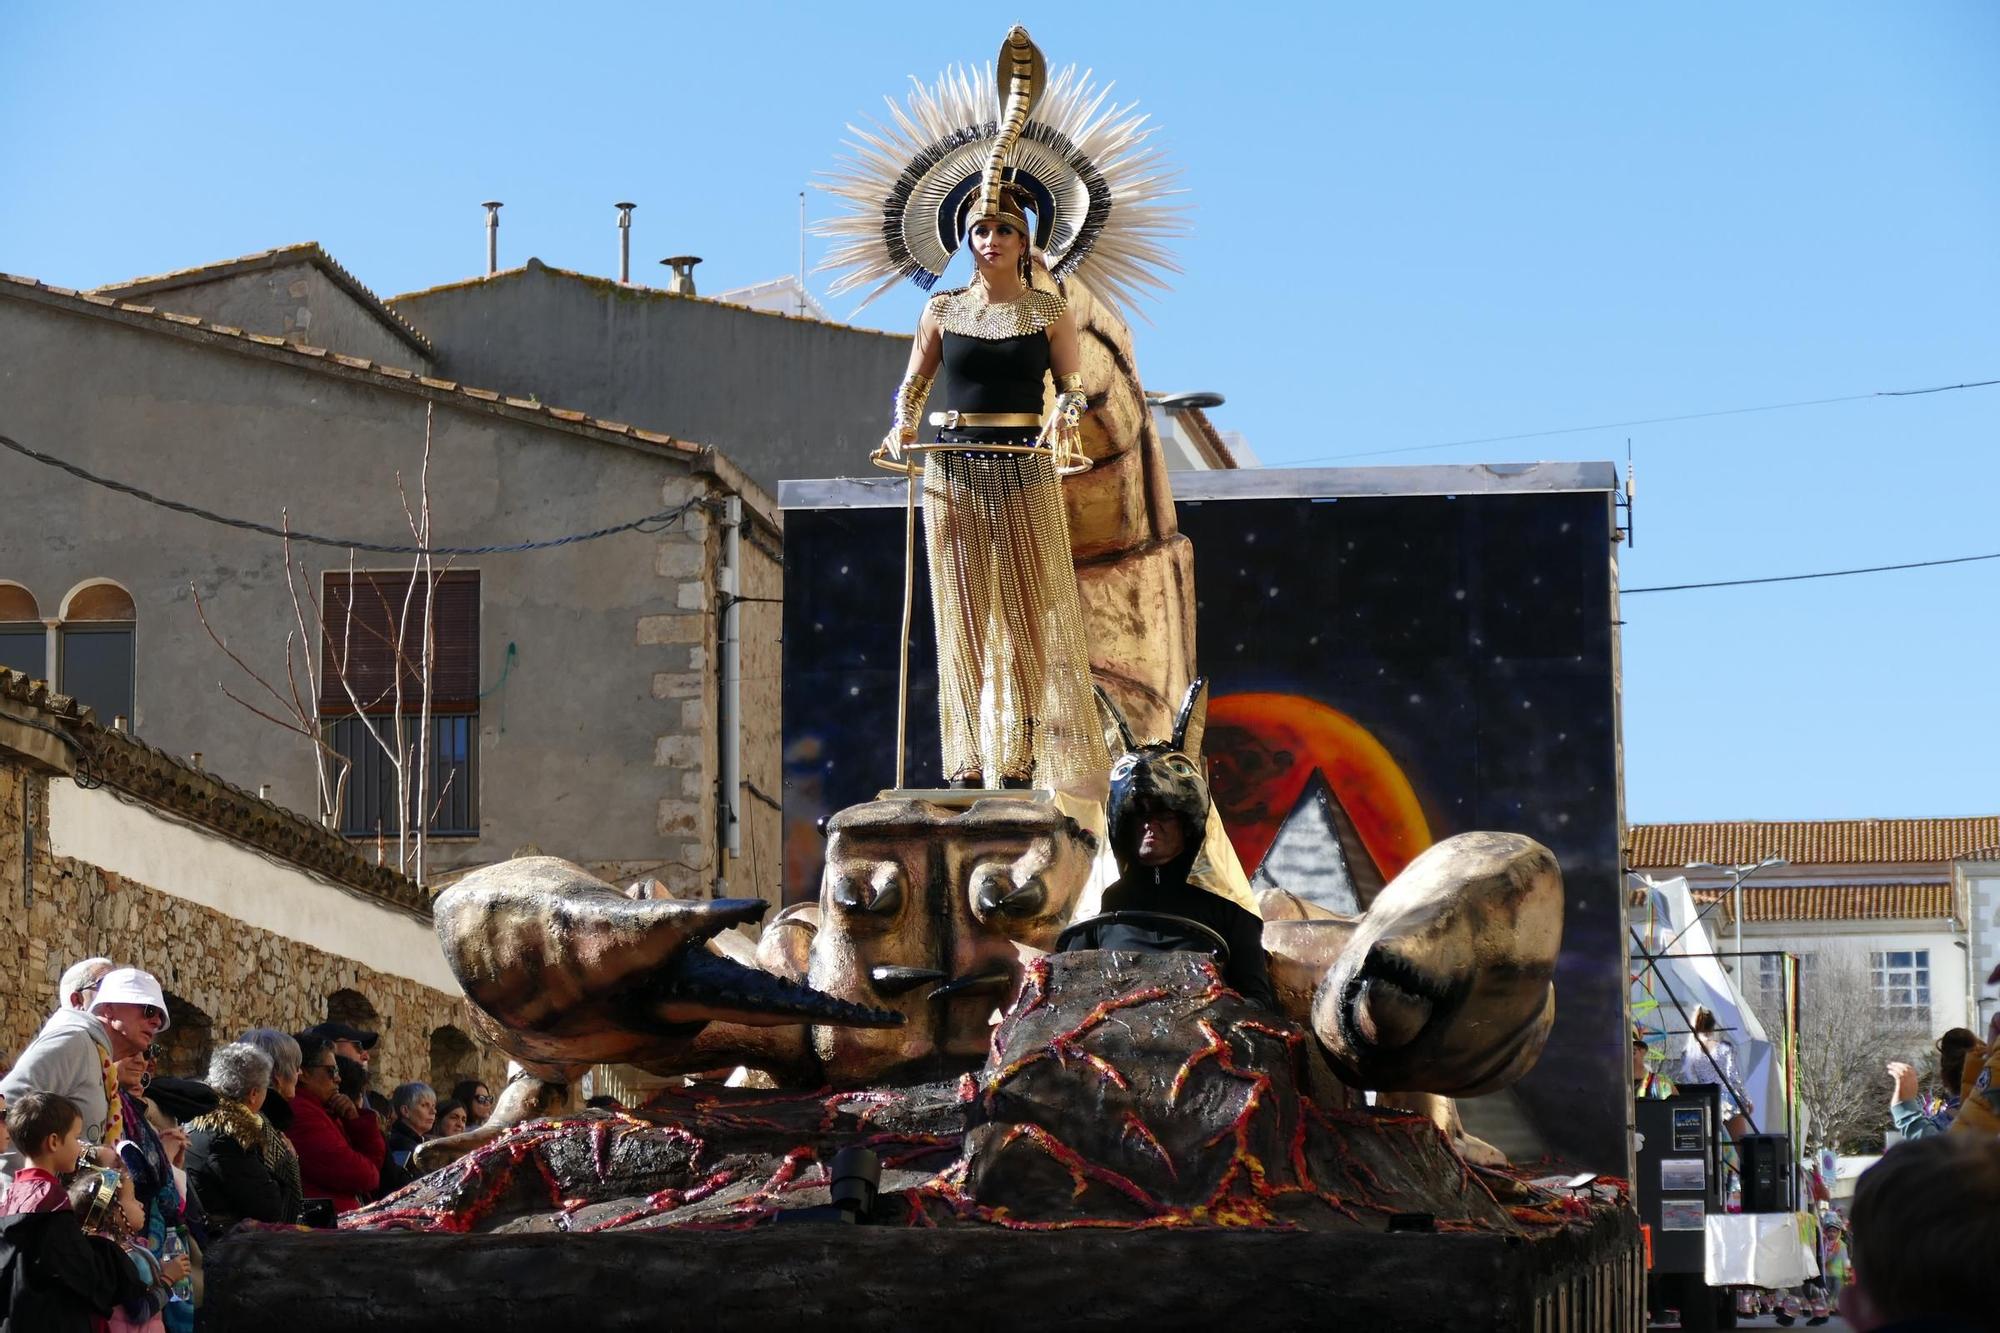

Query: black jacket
1060 868 1278 1010
0 1209 147 1333
378 1118 424 1196
188 1125 287 1233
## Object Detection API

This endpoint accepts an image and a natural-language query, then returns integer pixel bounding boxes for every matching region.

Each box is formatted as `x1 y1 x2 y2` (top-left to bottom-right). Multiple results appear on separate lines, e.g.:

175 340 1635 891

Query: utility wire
1278 376 2000 465
1625 549 2000 595
0 431 700 554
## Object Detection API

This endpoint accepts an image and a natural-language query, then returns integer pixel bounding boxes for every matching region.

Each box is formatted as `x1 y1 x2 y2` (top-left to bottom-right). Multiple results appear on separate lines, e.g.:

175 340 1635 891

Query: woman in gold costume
818 26 1182 792
881 184 1100 789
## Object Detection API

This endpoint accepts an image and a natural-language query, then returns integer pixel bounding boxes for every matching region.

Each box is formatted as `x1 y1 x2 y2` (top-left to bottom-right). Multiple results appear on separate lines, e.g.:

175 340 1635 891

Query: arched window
428 1024 478 1093
0 583 45 680
157 992 215 1080
59 581 135 723
326 987 381 1034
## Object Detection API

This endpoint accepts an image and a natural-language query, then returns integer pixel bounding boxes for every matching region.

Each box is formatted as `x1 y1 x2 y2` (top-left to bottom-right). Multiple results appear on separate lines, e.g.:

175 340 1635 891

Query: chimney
616 203 637 283
659 255 702 296
481 200 504 275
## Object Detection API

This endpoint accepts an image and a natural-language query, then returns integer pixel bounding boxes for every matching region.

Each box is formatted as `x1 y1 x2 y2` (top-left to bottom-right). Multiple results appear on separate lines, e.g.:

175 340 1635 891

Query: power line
1277 376 2000 466
0 431 702 554
1625 550 2000 595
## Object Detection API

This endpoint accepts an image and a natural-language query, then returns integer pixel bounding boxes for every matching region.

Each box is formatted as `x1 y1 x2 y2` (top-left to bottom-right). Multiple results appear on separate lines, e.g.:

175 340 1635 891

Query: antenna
1625 439 1637 549
797 190 807 317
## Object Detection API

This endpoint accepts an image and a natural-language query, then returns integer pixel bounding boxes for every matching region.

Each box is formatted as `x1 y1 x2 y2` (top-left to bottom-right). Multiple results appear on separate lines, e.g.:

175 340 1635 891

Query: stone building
0 266 783 902
0 668 504 1089
389 258 910 494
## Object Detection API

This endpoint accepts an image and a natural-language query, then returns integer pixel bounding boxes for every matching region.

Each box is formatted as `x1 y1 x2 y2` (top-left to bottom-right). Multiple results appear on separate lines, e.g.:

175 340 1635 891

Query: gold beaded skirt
921 440 1108 789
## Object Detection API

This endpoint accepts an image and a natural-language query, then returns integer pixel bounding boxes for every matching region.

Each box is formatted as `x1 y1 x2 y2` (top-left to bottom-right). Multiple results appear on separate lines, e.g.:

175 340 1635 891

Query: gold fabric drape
922 449 1107 789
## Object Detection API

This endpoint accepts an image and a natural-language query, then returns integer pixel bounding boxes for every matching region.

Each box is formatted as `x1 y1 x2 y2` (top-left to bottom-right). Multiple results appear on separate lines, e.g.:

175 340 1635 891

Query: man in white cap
58 956 114 1011
0 964 167 1184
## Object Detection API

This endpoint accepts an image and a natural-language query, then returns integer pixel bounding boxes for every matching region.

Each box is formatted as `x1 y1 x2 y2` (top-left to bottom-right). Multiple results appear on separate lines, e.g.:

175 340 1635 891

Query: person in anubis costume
828 26 1180 793
1058 681 1277 1010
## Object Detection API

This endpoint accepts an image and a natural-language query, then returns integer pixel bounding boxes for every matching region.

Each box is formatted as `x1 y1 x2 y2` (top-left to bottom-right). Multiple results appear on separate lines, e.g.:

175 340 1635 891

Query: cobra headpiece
816 25 1184 314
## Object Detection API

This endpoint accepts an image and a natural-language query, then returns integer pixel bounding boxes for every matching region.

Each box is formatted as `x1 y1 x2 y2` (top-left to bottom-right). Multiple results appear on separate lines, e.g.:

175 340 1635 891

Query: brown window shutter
321 570 479 716
429 573 479 709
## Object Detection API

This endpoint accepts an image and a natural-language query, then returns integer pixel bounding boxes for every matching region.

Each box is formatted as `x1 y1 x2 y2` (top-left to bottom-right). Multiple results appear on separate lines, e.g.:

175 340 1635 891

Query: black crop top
938 330 1050 415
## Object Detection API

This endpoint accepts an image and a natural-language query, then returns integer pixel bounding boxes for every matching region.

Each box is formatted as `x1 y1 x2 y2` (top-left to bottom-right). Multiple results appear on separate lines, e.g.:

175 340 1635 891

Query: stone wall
0 759 505 1094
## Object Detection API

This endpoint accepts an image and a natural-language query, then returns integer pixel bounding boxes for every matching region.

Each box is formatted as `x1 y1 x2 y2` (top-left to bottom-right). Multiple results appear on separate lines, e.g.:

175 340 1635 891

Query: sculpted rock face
349 954 1517 1237
1059 275 1198 745
959 952 1515 1230
808 798 1099 1084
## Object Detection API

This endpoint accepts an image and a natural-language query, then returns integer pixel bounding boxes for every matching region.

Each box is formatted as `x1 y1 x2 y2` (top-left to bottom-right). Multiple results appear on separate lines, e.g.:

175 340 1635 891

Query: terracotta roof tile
1630 817 2000 868
1690 882 1956 924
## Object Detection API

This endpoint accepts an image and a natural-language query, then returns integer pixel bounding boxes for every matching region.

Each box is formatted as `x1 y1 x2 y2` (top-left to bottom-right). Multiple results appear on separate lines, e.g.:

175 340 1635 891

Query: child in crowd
0 1091 148 1332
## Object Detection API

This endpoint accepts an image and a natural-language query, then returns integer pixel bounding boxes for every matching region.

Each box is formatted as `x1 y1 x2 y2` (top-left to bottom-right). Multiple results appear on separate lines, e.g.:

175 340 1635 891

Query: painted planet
1205 693 1431 884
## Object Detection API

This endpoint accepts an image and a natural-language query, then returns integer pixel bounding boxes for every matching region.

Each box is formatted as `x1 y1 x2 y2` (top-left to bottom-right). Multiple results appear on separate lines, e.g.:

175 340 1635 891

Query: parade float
207 29 1640 1331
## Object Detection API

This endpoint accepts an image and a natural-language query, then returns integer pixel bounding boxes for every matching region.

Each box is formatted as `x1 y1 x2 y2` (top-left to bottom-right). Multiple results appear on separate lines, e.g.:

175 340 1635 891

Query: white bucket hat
86 967 170 1030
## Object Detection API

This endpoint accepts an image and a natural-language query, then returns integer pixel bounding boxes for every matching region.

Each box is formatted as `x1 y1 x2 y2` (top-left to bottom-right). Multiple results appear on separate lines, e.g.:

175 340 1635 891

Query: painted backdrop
779 466 1627 1173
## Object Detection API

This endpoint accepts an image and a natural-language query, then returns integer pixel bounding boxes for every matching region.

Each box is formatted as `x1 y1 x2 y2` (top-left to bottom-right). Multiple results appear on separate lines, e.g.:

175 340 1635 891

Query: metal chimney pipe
481 200 504 275
659 254 702 297
615 203 637 283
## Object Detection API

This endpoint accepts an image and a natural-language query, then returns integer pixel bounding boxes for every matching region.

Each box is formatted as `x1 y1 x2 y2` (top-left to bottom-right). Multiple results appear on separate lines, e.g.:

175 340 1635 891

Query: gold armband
882 372 933 456
1043 371 1089 462
1052 372 1087 430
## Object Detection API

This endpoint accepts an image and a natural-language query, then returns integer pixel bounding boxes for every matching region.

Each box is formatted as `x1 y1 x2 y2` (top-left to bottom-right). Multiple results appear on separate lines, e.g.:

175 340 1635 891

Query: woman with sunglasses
281 1033 381 1216
449 1079 494 1128
112 1046 197 1332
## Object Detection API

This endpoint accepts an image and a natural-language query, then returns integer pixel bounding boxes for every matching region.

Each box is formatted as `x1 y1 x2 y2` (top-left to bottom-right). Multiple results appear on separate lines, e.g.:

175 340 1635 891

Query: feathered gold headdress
816 26 1184 315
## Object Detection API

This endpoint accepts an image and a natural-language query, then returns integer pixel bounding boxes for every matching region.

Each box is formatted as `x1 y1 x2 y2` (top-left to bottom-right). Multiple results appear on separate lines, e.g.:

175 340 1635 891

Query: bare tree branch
1749 952 1927 1153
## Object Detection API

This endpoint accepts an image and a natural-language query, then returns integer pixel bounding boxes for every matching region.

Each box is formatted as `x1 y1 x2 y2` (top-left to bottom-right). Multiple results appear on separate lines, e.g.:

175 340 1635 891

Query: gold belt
928 410 1043 429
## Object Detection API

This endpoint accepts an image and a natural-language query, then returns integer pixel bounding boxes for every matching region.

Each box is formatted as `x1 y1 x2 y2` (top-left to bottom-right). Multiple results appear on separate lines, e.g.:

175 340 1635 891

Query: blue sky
3 2 1994 822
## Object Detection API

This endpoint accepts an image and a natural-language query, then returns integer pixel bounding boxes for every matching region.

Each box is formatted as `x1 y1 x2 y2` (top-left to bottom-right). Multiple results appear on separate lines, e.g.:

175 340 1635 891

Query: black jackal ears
1172 677 1209 760
1094 682 1138 756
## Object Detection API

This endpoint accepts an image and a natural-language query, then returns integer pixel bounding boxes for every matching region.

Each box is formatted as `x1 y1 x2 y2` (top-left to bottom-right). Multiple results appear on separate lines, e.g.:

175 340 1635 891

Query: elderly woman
385 1082 435 1170
186 1043 299 1232
229 1029 306 1223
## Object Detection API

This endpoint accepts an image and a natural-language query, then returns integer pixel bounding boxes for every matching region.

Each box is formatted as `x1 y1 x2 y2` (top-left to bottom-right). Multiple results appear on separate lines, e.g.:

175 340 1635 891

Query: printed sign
1660 1157 1707 1193
1660 1198 1706 1232
1672 1106 1707 1153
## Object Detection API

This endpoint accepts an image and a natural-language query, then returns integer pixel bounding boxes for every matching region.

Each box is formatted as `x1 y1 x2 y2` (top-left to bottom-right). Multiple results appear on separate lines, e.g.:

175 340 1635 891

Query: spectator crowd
0 958 495 1329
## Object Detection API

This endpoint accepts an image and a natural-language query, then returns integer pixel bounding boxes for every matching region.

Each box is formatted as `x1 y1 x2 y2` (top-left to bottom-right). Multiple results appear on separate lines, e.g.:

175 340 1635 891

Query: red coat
284 1092 383 1214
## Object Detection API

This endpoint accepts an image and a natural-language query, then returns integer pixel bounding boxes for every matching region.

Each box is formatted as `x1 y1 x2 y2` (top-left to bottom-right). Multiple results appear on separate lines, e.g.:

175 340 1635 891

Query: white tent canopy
1630 874 1791 1142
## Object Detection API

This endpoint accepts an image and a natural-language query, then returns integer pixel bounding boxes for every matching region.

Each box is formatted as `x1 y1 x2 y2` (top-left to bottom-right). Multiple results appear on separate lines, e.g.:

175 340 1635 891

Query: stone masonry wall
641 479 720 899
0 759 505 1094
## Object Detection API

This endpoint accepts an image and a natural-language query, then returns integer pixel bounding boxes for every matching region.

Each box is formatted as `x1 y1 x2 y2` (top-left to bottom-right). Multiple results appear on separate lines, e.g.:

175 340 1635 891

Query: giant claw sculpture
415 857 904 1168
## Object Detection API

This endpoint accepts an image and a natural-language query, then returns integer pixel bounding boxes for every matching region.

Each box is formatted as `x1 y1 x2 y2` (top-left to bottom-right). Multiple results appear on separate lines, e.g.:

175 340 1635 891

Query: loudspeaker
1739 1133 1792 1213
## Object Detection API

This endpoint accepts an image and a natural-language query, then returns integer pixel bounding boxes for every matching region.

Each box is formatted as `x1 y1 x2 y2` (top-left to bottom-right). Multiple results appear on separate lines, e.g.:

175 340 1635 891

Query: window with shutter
320 570 479 836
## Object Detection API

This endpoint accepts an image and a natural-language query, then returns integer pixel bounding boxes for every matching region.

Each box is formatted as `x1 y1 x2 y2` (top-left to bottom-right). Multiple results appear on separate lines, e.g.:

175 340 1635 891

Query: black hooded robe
0 1209 148 1333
